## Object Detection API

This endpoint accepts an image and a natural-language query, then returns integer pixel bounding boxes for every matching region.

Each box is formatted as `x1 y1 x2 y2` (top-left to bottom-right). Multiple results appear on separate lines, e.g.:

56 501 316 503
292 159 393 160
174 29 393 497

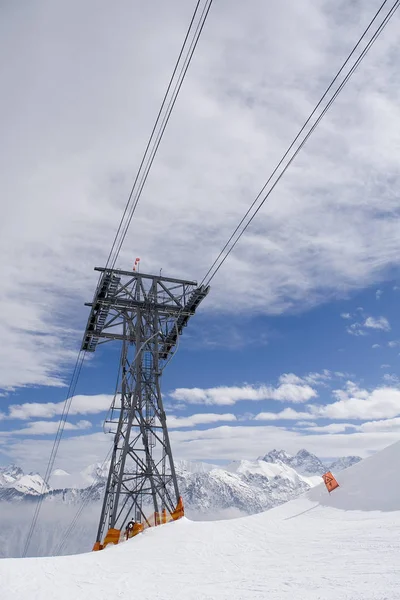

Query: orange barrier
171 496 184 521
322 471 339 493
103 528 121 548
92 541 103 551
92 497 185 551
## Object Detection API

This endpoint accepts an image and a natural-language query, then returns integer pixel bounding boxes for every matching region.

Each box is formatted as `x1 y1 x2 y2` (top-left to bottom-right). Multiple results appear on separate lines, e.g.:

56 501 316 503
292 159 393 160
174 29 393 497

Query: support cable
21 351 86 557
53 445 114 556
201 0 398 286
21 0 213 557
107 0 214 272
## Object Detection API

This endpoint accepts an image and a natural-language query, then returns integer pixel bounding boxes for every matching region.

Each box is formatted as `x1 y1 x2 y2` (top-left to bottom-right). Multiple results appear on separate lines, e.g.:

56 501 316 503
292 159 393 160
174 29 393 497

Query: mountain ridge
0 449 361 508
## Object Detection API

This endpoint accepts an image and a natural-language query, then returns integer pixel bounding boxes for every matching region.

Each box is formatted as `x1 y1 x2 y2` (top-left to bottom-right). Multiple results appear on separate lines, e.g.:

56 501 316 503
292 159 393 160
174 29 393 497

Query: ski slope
1 441 400 600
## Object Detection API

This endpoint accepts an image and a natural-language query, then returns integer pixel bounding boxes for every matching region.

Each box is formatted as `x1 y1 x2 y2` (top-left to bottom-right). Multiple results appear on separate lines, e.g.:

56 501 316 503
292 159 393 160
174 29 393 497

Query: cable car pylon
81 266 209 550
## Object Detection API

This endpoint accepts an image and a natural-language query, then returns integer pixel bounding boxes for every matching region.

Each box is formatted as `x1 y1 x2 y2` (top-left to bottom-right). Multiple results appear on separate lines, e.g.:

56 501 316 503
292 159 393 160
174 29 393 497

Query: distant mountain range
0 449 362 512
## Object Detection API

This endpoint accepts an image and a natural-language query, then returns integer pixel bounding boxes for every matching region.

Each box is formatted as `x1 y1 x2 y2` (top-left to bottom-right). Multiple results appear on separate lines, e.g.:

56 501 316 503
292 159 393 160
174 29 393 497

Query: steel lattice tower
81 267 209 548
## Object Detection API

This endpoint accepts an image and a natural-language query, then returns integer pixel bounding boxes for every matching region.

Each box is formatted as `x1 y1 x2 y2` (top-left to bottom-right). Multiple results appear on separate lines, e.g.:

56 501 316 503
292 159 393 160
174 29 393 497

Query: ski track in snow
1 441 400 599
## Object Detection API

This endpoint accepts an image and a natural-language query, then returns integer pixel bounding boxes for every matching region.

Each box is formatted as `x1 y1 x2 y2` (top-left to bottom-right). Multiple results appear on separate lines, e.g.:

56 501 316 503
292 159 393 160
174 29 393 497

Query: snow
11 474 49 495
264 448 327 475
52 469 70 477
48 463 110 489
0 467 49 495
1 441 400 599
0 465 24 487
329 455 362 472
226 458 311 485
175 459 220 473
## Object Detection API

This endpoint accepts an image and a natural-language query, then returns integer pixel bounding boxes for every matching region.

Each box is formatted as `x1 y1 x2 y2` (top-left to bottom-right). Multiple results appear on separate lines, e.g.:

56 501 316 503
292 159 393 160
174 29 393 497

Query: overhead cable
22 351 86 557
201 0 398 286
53 446 113 556
21 0 213 558
107 0 214 272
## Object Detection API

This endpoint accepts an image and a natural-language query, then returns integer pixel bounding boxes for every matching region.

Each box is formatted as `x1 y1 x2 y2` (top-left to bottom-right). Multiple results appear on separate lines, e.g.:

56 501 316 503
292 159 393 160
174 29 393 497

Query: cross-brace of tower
81 267 209 550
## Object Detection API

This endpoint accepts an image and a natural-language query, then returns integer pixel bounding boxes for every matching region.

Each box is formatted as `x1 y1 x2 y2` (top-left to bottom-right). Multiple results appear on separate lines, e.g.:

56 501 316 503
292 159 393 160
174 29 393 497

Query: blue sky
2 277 400 473
2 0 400 474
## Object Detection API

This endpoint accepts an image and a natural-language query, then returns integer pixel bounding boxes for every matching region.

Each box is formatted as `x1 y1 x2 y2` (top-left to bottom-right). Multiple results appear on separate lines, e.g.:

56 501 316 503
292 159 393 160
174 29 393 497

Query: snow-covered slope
1 441 399 600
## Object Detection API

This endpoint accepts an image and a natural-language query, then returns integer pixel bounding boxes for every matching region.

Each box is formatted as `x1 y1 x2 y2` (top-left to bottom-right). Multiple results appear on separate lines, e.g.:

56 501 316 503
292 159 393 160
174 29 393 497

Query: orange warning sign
322 471 339 493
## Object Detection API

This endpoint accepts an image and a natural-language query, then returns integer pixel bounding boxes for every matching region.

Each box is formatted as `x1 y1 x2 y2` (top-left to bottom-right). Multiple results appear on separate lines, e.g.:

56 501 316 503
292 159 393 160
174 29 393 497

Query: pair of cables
22 0 214 558
201 0 399 287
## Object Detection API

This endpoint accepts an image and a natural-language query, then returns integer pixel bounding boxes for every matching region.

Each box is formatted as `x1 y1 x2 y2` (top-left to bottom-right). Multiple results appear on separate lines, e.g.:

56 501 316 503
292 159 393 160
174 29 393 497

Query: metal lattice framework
82 267 209 545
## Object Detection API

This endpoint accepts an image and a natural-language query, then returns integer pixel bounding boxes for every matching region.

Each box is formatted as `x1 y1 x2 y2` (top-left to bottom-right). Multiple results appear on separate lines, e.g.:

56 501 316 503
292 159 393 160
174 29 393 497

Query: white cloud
364 316 390 331
382 373 399 384
359 417 400 432
340 313 352 320
169 427 400 462
315 383 400 420
346 323 367 336
303 370 334 386
301 423 357 434
375 289 383 300
0 432 112 474
2 424 398 474
0 420 92 436
278 373 305 385
170 379 317 405
254 408 315 421
302 416 400 434
372 344 380 349
346 315 390 336
2 1 400 390
167 413 237 428
388 340 400 348
5 395 113 420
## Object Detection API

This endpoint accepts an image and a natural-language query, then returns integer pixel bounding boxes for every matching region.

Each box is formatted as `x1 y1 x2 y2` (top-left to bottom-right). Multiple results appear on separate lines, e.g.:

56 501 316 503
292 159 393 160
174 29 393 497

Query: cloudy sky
1 0 400 475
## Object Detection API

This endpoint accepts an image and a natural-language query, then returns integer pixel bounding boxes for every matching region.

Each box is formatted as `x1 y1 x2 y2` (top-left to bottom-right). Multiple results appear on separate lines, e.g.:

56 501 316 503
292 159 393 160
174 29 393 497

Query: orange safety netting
322 471 339 493
93 496 185 551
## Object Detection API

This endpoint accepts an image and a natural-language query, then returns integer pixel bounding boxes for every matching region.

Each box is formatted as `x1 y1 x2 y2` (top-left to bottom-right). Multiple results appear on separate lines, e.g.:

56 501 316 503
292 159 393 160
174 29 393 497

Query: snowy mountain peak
0 465 50 495
0 465 24 487
262 448 326 475
52 469 70 476
263 448 338 476
329 456 362 472
263 449 292 464
262 448 362 476
0 465 23 477
12 474 49 495
290 449 326 475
